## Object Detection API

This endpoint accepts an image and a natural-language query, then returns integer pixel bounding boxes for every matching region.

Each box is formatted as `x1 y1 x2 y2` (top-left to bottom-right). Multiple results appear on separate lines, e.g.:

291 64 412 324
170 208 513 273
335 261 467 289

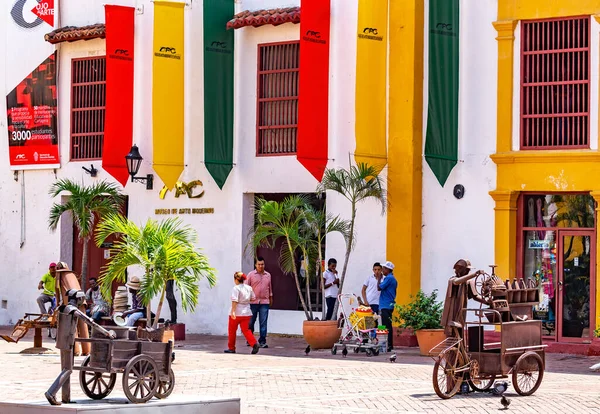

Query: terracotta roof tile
227 7 300 30
45 24 105 45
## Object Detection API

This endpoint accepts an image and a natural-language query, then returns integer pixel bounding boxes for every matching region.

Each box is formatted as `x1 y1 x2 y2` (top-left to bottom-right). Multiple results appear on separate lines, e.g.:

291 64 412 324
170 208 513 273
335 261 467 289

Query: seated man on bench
37 262 57 316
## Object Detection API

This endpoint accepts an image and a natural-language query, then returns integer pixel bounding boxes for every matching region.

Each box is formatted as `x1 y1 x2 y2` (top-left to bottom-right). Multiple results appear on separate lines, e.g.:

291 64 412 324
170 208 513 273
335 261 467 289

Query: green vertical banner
425 0 459 187
204 0 234 189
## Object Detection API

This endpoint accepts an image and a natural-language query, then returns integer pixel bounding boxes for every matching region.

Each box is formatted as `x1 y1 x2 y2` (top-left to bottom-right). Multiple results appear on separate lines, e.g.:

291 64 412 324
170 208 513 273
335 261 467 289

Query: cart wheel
331 346 337 355
433 349 464 399
155 368 175 399
512 351 544 396
365 348 373 357
372 348 380 357
467 375 496 392
79 356 116 400
122 354 159 403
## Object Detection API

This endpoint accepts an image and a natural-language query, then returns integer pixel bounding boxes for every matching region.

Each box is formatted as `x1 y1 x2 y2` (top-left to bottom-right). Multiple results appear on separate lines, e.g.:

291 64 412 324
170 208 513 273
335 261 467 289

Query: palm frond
97 214 216 316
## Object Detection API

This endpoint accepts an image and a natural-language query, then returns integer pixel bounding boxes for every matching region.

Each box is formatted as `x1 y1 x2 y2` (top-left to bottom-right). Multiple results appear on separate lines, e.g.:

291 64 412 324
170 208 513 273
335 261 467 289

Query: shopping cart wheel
365 348 373 357
331 346 337 355
372 348 380 356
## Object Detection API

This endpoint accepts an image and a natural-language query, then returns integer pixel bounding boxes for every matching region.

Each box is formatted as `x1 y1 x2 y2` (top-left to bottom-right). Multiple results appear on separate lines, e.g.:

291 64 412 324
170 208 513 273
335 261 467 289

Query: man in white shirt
323 258 340 320
362 262 382 314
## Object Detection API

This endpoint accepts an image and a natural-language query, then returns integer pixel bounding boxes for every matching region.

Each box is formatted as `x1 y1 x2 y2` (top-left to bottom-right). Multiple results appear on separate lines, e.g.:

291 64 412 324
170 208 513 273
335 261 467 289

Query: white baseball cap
383 261 395 270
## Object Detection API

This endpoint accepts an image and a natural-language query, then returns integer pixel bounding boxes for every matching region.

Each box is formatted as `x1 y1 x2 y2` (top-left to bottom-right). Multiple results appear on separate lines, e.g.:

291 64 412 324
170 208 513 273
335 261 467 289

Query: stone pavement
1 328 600 413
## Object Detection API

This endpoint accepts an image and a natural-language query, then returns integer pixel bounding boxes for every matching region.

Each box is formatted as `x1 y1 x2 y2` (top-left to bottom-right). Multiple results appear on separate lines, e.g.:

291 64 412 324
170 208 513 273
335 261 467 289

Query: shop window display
521 194 595 337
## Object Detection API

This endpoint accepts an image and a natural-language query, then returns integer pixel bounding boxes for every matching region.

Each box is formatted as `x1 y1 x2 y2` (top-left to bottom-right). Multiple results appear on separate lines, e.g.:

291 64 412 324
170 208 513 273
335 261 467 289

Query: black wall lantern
125 144 154 190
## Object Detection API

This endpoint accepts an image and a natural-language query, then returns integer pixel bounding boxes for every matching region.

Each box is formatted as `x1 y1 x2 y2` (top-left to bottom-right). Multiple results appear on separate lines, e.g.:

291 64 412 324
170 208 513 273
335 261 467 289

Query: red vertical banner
103 5 135 186
297 0 330 182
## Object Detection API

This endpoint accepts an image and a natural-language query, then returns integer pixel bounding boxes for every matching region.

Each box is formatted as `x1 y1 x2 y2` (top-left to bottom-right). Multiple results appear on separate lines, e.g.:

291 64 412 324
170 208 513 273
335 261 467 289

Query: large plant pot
415 329 446 356
303 320 342 349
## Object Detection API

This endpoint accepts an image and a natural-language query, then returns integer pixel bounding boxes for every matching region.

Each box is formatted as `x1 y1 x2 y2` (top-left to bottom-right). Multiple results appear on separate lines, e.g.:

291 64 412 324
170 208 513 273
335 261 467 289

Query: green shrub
393 289 443 331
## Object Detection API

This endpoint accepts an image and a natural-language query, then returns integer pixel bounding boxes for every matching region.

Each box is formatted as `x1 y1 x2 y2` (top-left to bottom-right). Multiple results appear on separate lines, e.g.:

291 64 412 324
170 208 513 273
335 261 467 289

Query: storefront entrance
518 193 596 343
558 231 595 342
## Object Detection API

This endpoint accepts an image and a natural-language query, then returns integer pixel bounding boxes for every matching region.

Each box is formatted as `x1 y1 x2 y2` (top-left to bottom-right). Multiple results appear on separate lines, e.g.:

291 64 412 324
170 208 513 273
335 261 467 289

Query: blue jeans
369 304 379 314
249 304 269 344
91 311 107 323
126 312 144 327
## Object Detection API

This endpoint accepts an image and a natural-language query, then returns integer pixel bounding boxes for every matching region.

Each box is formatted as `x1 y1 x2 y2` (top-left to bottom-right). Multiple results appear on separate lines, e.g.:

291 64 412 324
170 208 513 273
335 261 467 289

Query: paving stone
0 329 599 413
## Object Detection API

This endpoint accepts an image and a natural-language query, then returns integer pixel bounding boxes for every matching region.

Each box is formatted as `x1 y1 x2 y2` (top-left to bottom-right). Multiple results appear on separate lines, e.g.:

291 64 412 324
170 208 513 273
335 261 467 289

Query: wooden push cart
430 271 546 399
74 327 175 403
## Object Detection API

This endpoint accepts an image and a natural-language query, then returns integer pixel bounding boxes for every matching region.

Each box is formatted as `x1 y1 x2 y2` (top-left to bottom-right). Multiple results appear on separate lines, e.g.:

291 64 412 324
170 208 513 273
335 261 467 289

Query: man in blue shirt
378 261 397 352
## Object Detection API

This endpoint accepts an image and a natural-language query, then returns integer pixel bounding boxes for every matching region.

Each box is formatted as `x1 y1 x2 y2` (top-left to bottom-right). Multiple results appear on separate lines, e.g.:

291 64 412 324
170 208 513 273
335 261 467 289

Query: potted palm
247 195 350 348
393 290 445 356
95 214 216 333
48 179 125 291
316 163 387 317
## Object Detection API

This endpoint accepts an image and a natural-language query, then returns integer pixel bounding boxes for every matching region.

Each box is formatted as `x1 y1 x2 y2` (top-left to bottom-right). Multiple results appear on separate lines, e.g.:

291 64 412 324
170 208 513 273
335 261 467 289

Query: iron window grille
256 41 299 156
70 57 106 160
520 16 590 149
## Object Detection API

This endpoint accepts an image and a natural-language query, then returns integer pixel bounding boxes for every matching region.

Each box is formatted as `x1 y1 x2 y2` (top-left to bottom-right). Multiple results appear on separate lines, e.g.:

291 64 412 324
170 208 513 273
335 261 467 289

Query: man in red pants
225 272 260 354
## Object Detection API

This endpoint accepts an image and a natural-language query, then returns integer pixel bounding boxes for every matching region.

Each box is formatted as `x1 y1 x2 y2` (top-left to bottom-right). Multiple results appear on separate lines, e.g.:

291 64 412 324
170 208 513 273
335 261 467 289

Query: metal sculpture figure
45 289 115 406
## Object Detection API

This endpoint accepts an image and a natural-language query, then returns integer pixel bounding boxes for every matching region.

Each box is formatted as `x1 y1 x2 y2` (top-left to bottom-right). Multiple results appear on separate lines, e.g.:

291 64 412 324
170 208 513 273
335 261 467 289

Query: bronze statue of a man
45 289 115 406
441 259 486 337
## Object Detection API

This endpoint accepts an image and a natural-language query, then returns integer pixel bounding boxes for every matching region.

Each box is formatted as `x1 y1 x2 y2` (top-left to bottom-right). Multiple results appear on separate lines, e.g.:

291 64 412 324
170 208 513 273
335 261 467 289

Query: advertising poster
6 0 58 170
6 52 59 168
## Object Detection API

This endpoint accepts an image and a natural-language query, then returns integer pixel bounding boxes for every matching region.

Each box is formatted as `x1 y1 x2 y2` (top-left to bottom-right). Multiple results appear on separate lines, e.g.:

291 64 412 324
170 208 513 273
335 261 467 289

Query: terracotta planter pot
415 329 446 356
302 320 342 349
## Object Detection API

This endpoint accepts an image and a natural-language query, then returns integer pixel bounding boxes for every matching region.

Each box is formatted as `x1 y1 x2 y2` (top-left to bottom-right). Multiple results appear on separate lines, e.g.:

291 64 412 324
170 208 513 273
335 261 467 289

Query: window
256 41 299 155
520 17 590 149
71 57 106 160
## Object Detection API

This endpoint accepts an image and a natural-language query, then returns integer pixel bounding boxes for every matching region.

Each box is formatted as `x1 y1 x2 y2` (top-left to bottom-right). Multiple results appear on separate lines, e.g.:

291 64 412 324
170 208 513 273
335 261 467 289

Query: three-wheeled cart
430 270 546 399
75 327 175 403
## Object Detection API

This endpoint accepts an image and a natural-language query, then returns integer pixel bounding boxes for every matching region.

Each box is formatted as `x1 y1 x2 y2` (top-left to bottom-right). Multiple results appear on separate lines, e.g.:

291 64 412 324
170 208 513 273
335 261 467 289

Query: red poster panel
103 5 135 187
6 52 59 169
297 0 330 182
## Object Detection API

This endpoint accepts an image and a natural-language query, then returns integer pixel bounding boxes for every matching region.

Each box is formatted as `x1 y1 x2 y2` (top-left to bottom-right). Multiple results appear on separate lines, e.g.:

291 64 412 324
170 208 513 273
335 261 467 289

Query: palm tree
302 205 351 320
316 163 387 316
48 179 124 291
248 195 350 321
95 214 216 329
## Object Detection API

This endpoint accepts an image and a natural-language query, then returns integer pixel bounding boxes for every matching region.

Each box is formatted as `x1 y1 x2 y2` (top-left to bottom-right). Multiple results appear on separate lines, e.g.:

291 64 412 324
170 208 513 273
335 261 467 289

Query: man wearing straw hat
54 262 90 356
123 276 146 327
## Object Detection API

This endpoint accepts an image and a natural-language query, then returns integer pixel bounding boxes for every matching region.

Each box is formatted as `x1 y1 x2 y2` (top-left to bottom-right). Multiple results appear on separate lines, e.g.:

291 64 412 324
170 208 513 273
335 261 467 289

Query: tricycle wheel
79 356 116 400
353 346 360 353
365 348 373 357
155 368 175 399
467 375 496 392
331 346 337 355
433 350 464 399
123 354 159 403
372 348 380 357
512 351 543 396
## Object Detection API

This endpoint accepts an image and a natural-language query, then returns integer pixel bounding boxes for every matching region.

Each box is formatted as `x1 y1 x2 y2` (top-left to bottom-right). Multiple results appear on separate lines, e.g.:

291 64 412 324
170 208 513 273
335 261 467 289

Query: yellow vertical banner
153 1 185 189
355 0 388 172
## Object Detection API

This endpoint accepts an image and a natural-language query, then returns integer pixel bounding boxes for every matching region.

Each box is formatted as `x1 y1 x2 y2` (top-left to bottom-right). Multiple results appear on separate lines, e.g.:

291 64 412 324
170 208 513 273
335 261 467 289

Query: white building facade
2 0 599 343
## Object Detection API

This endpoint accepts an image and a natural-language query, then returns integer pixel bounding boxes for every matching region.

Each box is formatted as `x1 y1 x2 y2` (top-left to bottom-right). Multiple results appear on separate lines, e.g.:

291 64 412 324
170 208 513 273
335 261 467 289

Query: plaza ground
0 328 599 413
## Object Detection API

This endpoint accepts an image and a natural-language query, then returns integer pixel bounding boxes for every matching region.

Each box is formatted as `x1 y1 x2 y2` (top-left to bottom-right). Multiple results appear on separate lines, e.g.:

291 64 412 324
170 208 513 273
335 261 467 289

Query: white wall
420 0 498 299
0 0 388 334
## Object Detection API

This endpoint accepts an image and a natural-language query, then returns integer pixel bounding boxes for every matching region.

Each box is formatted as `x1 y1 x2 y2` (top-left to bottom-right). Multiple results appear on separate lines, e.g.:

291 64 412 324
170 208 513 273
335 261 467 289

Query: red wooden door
73 197 128 300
